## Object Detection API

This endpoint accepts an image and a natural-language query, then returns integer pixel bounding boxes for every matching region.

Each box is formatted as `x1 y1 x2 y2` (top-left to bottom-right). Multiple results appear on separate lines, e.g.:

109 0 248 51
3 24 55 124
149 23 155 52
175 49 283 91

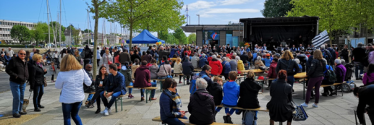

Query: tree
83 29 92 33
49 21 66 43
88 0 106 78
348 0 374 44
262 0 293 17
187 33 196 45
100 0 185 48
173 28 187 44
287 0 353 45
31 22 49 45
10 25 31 43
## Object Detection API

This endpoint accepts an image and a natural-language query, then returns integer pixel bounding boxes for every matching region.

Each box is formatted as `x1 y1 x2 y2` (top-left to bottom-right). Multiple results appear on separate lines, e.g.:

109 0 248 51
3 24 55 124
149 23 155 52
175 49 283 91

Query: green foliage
187 33 196 45
31 22 49 45
0 44 34 48
10 25 31 43
173 28 187 44
83 29 92 33
262 0 293 17
99 0 185 48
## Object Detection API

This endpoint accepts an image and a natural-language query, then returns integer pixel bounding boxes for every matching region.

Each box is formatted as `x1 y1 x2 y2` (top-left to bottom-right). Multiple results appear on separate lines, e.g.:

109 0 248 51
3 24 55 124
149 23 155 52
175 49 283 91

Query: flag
211 32 217 40
312 30 330 48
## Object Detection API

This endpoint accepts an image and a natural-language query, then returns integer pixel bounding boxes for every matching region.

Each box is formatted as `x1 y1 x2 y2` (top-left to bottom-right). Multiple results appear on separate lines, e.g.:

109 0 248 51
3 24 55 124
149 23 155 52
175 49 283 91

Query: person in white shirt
55 54 91 125
7 47 14 57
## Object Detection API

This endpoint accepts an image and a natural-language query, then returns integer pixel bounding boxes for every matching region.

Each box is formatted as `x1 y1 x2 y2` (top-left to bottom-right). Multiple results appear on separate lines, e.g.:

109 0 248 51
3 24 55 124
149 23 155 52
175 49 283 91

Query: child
262 53 272 67
50 61 56 82
222 71 240 123
209 76 223 114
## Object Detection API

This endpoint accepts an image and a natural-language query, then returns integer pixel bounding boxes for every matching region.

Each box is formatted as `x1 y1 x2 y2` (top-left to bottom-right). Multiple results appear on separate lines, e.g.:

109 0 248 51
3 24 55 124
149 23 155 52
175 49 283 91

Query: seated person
321 59 335 96
134 60 152 101
266 59 278 89
209 76 223 117
86 66 108 114
363 64 374 86
237 71 262 125
100 64 127 116
221 71 240 123
267 70 294 125
173 57 183 83
254 56 265 69
159 78 186 125
188 78 215 124
262 53 272 67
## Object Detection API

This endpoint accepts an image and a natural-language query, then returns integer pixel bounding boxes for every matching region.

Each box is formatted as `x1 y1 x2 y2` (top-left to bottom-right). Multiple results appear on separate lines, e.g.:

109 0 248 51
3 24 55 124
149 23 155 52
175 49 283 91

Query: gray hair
222 57 227 62
196 78 208 90
235 56 240 61
340 59 346 64
257 56 262 60
358 43 363 48
294 58 300 64
212 55 217 59
232 52 237 56
201 54 206 57
321 45 325 49
335 59 341 64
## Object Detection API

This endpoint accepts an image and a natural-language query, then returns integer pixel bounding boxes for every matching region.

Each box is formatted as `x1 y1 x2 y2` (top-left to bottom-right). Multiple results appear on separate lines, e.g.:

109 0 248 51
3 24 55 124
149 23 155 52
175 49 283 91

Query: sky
0 0 266 36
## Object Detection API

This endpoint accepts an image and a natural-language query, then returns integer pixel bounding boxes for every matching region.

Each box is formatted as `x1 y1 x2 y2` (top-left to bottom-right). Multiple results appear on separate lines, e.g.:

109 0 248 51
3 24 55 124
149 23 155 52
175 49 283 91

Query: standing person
340 45 349 63
55 54 92 125
100 64 127 116
81 45 93 68
354 85 374 125
29 54 47 112
276 50 300 88
7 47 14 57
101 50 113 72
188 78 215 125
96 47 101 67
237 71 261 125
182 56 194 85
134 60 154 101
267 70 294 125
74 51 82 65
50 61 56 82
301 50 326 108
119 49 131 65
86 66 108 113
174 58 183 83
5 50 29 118
159 78 186 125
353 43 366 80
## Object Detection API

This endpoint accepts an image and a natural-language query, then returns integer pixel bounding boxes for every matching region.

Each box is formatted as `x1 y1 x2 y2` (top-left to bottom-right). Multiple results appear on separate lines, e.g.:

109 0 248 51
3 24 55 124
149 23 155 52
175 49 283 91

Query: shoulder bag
163 65 173 78
292 101 308 121
107 55 113 65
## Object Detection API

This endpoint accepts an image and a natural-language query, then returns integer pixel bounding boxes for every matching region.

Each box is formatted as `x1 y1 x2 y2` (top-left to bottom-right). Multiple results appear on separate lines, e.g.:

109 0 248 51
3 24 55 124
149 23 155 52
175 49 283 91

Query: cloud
204 8 260 14
220 0 254 5
184 1 217 10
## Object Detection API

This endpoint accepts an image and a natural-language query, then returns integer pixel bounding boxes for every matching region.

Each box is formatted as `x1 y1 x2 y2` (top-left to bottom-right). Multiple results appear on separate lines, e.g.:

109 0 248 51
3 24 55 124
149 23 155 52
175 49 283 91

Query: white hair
335 59 341 64
196 78 208 89
235 56 240 61
294 58 300 64
340 59 346 64
257 56 262 60
321 45 325 49
232 52 237 56
212 55 217 59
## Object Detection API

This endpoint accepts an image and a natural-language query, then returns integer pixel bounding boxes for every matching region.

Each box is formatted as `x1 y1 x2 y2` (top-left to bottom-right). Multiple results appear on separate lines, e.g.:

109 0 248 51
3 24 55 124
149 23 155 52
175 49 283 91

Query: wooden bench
193 68 202 72
216 105 269 112
315 82 344 96
127 86 158 103
152 116 239 125
174 73 187 85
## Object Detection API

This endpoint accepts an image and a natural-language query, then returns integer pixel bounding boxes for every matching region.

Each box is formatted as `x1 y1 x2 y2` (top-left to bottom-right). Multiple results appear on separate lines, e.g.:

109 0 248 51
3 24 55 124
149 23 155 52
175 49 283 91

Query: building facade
0 20 36 43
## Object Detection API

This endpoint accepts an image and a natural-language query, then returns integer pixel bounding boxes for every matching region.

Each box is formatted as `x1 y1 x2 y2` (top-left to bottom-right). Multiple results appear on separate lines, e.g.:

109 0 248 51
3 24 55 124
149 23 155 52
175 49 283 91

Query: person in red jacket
266 59 278 89
209 55 223 76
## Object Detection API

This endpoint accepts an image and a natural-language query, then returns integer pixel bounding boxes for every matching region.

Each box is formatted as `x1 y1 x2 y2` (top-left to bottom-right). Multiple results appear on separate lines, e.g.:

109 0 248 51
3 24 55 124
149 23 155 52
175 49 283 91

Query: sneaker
301 102 308 107
312 103 318 108
103 108 109 116
13 113 21 118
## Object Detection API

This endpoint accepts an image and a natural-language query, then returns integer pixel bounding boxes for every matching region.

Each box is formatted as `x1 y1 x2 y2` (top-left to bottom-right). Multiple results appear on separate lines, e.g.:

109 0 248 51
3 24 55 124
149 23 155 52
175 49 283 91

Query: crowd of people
3 41 374 125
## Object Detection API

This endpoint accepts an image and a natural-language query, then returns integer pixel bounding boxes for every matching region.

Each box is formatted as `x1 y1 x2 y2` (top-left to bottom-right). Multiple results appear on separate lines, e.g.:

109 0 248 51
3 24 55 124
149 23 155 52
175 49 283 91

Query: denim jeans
163 117 184 125
287 76 295 87
62 102 82 125
128 82 133 94
100 91 122 109
223 104 237 115
158 76 167 79
355 62 364 79
241 110 257 125
9 81 26 114
33 85 44 109
150 82 157 98
86 94 94 102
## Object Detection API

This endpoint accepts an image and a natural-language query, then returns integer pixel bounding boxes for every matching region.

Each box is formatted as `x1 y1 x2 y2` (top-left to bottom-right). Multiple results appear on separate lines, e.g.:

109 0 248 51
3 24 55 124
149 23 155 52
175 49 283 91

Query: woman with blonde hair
301 49 326 108
55 54 92 125
29 54 47 112
101 49 113 72
174 57 183 83
276 50 300 88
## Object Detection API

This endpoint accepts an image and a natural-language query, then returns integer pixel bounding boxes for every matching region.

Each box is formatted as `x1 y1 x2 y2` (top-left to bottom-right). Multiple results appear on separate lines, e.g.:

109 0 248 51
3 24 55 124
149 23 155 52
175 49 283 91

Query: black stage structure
239 16 319 50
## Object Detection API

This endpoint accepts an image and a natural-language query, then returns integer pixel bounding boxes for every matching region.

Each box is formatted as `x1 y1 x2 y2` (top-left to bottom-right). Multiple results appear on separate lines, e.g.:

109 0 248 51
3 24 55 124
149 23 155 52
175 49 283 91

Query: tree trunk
93 0 99 77
129 23 133 50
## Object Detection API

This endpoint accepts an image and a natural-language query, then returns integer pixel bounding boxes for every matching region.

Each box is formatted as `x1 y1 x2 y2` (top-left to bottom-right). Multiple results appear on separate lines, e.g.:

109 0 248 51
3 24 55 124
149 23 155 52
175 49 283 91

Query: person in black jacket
188 78 215 125
276 50 300 87
267 70 294 125
301 50 326 108
240 51 249 69
86 66 108 114
29 54 47 112
82 45 93 67
182 57 194 85
237 71 261 124
5 50 29 118
352 43 366 80
354 85 374 125
210 76 223 118
340 45 349 63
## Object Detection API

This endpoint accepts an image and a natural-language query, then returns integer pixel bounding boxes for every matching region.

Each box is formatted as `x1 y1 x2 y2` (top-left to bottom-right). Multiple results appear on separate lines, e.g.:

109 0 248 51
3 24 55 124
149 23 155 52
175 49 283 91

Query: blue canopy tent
126 29 165 44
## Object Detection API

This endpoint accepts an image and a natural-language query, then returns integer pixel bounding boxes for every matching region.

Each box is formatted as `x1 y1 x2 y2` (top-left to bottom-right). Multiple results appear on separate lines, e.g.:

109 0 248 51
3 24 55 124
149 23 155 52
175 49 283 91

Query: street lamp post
196 14 200 25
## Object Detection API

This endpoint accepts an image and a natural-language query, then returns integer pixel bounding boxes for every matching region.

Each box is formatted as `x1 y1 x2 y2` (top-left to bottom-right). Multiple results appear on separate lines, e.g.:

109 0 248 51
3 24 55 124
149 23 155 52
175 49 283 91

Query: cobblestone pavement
0 74 371 125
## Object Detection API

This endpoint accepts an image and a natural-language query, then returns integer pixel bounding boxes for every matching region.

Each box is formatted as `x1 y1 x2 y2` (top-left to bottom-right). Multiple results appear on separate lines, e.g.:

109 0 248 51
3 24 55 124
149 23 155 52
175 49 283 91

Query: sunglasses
19 53 26 55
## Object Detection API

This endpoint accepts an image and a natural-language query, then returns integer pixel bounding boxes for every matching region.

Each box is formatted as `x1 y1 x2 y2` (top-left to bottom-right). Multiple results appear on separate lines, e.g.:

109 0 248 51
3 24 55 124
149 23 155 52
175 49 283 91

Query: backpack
322 50 332 64
325 66 337 83
190 73 208 94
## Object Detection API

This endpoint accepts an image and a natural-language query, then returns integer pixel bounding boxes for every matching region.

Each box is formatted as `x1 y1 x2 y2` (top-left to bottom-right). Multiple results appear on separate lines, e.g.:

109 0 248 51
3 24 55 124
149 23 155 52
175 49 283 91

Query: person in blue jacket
252 52 258 65
159 78 186 125
262 53 272 67
169 46 178 58
100 64 127 116
221 71 240 123
198 54 208 68
221 57 231 80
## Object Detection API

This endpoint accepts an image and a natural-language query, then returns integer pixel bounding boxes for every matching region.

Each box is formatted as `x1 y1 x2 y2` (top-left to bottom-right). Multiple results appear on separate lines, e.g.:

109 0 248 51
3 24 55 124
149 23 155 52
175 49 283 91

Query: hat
266 53 270 56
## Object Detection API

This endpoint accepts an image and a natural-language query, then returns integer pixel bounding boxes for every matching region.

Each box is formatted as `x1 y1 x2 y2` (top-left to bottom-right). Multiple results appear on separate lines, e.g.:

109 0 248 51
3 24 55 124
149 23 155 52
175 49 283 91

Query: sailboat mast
59 0 62 47
47 0 50 48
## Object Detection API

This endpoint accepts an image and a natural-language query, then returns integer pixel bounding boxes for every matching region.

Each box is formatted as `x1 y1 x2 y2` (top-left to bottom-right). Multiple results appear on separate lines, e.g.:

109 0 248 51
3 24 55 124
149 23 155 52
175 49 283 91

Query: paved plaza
0 71 371 125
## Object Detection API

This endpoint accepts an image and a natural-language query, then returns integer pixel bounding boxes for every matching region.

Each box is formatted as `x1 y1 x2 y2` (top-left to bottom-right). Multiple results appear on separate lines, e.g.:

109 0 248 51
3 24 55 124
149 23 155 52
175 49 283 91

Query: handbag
107 55 113 65
163 64 173 78
292 101 308 121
